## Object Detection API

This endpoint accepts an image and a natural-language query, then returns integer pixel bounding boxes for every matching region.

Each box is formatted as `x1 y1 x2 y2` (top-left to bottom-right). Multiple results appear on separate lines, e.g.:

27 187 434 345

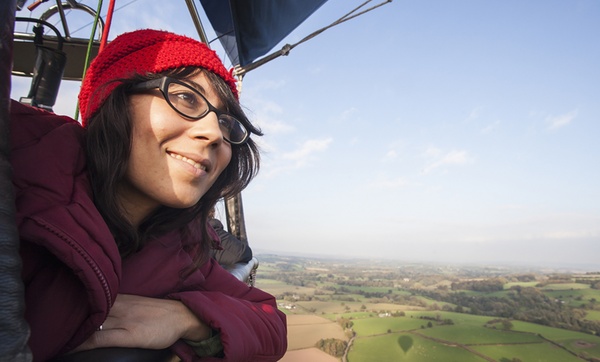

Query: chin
164 197 203 209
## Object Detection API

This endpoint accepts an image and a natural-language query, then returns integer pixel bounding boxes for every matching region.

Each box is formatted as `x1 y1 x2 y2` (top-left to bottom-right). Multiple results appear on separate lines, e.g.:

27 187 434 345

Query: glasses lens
166 81 208 118
164 79 249 144
219 115 249 144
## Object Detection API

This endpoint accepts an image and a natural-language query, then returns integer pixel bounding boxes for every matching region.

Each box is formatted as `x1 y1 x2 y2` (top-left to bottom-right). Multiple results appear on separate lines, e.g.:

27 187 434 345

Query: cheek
210 147 233 189
219 147 233 174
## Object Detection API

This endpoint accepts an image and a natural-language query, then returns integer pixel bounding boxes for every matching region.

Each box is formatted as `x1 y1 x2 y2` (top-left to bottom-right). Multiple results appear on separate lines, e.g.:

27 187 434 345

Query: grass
419 325 542 345
256 263 600 361
540 283 590 290
352 317 427 336
510 320 599 341
542 288 600 306
504 281 539 289
510 320 600 359
255 279 316 296
585 310 600 321
349 333 489 362
348 311 600 361
472 341 584 362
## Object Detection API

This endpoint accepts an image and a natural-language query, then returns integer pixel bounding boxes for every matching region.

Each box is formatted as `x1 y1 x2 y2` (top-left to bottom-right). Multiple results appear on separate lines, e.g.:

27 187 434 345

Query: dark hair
85 67 261 266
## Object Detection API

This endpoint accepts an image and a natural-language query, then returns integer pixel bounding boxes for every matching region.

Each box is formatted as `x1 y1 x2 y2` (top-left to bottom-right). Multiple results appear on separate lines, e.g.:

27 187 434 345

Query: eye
218 116 234 131
171 90 200 108
167 83 205 113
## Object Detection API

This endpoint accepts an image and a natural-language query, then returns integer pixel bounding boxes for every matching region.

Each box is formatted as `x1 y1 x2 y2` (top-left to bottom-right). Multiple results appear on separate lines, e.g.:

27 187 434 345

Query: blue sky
12 0 600 269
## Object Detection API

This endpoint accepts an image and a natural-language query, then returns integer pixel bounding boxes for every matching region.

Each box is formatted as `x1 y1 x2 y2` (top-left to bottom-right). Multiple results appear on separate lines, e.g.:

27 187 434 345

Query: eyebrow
184 79 227 111
183 79 208 96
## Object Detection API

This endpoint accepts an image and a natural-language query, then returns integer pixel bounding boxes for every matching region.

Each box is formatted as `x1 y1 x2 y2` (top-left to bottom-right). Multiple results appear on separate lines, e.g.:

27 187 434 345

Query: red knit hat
78 29 238 125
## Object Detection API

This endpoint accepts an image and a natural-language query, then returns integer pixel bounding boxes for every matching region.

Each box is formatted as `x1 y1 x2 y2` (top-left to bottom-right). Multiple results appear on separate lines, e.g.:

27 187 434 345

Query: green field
504 281 539 289
540 283 590 290
510 320 600 360
346 311 600 361
542 288 600 308
585 310 600 321
472 342 583 362
256 256 600 362
353 316 427 336
348 333 488 362
419 324 541 345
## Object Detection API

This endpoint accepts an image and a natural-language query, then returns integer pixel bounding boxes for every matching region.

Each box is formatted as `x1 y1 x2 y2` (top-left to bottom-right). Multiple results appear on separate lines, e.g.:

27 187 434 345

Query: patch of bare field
293 300 421 315
286 315 347 350
362 303 423 312
573 340 596 348
279 347 340 362
305 267 330 272
294 300 346 314
256 280 316 296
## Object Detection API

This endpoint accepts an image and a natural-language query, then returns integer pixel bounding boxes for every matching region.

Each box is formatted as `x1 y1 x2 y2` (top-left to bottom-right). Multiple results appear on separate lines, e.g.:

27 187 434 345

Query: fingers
74 331 126 352
72 294 208 351
76 326 173 351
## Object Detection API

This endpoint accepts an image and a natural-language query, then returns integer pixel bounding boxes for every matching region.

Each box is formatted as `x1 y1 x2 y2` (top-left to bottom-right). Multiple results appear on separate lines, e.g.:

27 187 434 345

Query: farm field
254 255 600 361
284 315 347 350
586 310 600 321
349 333 488 362
472 343 583 362
279 347 339 362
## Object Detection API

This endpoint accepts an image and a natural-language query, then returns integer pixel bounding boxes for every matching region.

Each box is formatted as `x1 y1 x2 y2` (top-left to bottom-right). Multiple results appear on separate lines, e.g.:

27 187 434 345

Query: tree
315 339 347 358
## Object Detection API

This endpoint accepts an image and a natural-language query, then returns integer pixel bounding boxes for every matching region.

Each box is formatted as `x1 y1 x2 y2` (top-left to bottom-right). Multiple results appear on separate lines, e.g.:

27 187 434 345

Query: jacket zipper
37 219 113 310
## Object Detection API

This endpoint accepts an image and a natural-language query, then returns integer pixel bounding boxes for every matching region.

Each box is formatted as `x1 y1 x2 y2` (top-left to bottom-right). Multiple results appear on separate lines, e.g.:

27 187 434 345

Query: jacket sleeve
208 219 253 266
11 103 121 361
168 259 287 362
20 240 93 361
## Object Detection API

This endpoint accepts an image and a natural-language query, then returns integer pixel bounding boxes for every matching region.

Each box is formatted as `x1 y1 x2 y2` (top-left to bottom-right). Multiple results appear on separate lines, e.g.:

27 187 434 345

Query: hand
73 294 211 352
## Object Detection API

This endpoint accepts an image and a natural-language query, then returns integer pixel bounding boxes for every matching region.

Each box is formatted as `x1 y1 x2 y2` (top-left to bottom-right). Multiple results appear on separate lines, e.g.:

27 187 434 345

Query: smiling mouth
168 152 206 171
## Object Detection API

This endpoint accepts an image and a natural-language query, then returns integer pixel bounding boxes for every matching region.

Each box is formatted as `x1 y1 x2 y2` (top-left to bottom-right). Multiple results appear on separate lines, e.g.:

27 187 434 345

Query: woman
11 29 287 361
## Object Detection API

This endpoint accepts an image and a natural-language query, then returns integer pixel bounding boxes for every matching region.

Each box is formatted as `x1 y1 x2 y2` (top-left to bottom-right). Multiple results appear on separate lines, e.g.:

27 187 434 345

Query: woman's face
118 71 232 226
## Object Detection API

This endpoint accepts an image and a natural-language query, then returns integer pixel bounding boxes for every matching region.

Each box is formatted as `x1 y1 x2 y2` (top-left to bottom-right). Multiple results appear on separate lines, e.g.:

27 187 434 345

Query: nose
189 111 225 146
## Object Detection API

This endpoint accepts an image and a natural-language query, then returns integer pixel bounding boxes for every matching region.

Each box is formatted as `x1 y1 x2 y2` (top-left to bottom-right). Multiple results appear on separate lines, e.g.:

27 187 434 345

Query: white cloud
422 149 471 175
244 96 295 136
340 107 358 121
246 79 286 92
261 137 333 178
309 66 323 75
282 138 332 164
546 109 577 131
254 115 294 135
423 146 442 158
481 120 500 134
464 106 483 123
369 176 408 189
382 149 398 162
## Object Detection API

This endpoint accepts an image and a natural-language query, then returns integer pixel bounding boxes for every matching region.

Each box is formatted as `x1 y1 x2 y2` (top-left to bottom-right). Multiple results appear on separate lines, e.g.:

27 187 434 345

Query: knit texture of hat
78 29 238 125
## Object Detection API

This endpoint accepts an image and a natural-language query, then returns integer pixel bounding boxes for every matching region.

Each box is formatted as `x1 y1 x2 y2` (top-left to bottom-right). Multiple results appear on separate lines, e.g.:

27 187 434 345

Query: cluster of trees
485 318 514 330
574 279 600 289
260 256 600 337
315 338 347 357
451 278 505 292
337 317 354 329
512 274 537 282
418 314 455 326
420 286 600 335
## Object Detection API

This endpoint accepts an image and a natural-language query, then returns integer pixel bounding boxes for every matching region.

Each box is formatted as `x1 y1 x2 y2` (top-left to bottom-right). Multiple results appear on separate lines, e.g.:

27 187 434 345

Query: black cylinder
26 45 67 111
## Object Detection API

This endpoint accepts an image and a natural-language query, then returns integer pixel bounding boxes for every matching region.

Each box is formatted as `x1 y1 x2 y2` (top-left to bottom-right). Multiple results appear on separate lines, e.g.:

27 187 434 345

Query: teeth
169 153 206 170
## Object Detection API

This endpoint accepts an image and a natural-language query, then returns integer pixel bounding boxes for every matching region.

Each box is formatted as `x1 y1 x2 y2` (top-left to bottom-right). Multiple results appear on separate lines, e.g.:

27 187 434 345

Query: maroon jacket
10 101 287 361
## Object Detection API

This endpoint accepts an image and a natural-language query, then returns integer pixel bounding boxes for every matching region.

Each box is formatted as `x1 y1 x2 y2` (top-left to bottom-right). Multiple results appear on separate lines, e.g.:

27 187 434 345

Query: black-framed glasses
129 76 249 144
